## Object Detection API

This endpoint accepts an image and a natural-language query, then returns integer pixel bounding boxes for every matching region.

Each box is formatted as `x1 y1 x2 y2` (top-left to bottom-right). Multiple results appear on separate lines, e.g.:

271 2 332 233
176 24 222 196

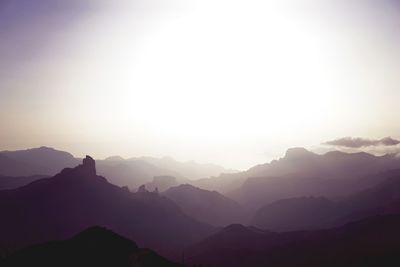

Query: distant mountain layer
251 196 343 231
1 226 184 267
0 156 212 256
96 159 182 189
0 147 231 189
0 175 47 190
192 148 400 209
251 169 400 231
0 147 78 176
164 184 247 226
187 214 400 267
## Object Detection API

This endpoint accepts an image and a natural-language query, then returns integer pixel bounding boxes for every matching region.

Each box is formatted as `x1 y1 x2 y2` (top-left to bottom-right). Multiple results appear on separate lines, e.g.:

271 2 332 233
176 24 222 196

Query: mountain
99 156 233 189
0 156 212 257
187 214 400 267
0 175 47 190
244 148 397 179
0 147 79 176
96 159 182 189
251 196 344 231
251 169 400 231
224 148 400 209
0 147 180 188
336 169 400 223
0 147 230 190
0 154 42 177
0 226 185 267
138 156 236 180
344 169 400 209
164 184 247 226
186 224 304 267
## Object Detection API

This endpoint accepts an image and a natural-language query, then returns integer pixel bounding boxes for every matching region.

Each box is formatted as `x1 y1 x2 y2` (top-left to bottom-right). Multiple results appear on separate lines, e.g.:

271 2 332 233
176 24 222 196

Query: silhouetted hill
0 175 47 190
335 169 400 223
164 184 247 226
187 214 400 267
0 156 212 257
252 196 344 231
193 149 400 204
225 149 400 209
0 147 229 190
246 149 390 179
1 226 185 267
344 169 400 209
251 169 400 231
0 154 45 177
0 147 79 176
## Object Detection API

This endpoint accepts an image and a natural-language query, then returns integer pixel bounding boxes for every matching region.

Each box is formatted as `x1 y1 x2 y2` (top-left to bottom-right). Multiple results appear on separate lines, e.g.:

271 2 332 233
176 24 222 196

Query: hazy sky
1 0 400 169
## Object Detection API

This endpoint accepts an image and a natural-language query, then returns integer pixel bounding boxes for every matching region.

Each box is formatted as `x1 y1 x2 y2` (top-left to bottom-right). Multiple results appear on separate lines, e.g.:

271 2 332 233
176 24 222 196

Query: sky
1 0 400 169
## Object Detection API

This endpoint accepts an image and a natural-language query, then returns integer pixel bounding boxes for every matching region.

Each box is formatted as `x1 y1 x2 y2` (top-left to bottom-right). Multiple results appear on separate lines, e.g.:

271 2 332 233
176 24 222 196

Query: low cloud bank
324 137 400 148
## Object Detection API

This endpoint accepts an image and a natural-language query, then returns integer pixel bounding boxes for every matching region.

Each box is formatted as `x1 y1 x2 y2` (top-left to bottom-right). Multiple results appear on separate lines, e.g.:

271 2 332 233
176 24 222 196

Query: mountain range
251 168 400 231
2 146 400 266
0 175 47 190
0 147 231 190
193 148 400 210
164 184 247 226
187 214 400 267
0 156 212 257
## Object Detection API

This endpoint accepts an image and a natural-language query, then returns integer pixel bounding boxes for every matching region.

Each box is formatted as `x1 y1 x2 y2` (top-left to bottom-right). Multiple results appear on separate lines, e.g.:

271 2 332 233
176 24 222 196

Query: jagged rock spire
74 155 96 176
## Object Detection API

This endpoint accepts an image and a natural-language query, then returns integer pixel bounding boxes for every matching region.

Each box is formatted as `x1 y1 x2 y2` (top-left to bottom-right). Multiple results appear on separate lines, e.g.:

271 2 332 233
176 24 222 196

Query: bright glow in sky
1 0 400 169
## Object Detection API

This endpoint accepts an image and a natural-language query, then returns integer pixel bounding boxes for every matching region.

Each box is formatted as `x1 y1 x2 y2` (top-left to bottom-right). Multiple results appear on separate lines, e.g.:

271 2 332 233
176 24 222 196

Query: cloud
324 137 400 148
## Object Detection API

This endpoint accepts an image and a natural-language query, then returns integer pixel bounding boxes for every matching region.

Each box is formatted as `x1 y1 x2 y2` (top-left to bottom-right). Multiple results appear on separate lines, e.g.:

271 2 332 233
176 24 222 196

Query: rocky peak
59 155 96 178
284 147 316 160
79 155 96 176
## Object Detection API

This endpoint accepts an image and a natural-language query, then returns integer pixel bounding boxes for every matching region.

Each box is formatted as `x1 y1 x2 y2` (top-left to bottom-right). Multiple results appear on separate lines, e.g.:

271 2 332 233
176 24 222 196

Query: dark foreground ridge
0 226 184 267
0 156 212 257
186 214 400 267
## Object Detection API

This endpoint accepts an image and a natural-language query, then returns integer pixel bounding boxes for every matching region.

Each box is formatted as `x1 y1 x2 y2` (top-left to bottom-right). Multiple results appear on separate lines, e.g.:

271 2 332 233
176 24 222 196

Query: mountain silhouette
1 226 185 267
97 158 182 189
187 214 400 267
98 155 231 188
193 148 400 200
223 149 400 210
251 196 343 231
335 169 400 223
0 156 212 257
251 169 400 231
164 184 247 226
0 147 79 176
0 147 229 190
0 175 47 190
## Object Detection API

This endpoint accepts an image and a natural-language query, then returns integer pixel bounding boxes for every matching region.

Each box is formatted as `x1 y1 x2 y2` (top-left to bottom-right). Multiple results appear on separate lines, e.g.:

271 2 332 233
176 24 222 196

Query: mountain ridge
0 156 213 257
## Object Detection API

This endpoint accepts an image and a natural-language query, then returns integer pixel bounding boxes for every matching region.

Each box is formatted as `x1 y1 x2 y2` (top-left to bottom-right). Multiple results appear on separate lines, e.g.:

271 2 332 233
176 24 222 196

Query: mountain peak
80 155 96 176
284 147 315 159
59 155 96 178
